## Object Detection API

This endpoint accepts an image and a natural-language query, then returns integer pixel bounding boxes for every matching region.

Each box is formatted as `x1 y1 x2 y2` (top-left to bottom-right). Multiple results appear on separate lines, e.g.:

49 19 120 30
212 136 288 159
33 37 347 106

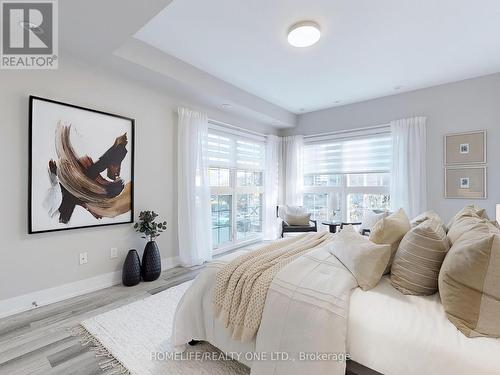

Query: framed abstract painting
29 96 134 234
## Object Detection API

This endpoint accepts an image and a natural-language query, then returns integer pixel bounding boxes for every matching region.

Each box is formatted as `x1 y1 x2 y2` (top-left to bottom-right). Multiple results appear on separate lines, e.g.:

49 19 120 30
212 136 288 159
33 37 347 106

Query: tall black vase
141 241 162 281
122 249 141 286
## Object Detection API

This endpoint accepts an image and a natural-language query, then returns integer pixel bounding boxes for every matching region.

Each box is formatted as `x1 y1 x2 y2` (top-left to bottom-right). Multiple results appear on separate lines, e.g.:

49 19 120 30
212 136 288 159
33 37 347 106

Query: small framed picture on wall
444 166 487 199
459 177 470 189
444 130 486 165
459 143 470 154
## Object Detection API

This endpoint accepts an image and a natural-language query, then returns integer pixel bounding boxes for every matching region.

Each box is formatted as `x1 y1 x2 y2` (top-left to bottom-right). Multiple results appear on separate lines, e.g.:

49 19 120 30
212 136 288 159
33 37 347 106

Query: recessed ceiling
135 0 500 114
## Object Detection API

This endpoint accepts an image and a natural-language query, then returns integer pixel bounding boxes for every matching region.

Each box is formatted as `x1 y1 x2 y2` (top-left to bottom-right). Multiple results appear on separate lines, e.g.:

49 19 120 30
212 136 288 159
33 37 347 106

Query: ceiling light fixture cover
287 21 321 47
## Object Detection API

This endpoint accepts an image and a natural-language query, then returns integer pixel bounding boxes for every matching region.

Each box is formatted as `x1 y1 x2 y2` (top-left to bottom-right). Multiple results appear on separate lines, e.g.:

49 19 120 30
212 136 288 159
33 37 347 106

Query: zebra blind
304 133 392 175
207 129 265 170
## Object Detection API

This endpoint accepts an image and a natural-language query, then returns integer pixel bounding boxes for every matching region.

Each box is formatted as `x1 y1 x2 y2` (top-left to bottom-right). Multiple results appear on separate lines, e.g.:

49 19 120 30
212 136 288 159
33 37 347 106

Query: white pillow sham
327 226 391 291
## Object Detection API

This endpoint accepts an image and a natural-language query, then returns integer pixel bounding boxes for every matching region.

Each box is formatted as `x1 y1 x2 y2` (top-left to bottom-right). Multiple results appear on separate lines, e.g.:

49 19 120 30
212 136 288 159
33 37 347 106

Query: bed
173 238 500 375
348 276 500 375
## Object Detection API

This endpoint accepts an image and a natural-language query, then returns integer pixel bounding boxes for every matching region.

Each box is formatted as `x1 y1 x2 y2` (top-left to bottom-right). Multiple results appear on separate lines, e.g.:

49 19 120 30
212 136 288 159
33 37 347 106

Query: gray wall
284 73 500 221
0 57 275 302
1 55 499 303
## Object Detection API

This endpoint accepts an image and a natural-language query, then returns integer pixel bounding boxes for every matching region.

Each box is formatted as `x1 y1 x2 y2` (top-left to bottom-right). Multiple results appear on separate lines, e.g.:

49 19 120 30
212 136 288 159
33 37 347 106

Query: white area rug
75 281 249 375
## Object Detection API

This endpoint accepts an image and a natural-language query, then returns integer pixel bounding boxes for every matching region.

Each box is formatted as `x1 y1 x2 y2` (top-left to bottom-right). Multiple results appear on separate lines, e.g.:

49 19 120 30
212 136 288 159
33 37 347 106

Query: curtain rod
208 119 267 138
303 123 391 139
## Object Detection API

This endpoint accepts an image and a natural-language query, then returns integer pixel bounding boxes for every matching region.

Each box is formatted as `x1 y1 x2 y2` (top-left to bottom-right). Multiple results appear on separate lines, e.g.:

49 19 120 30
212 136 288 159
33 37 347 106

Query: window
211 194 232 248
303 132 392 223
208 126 265 251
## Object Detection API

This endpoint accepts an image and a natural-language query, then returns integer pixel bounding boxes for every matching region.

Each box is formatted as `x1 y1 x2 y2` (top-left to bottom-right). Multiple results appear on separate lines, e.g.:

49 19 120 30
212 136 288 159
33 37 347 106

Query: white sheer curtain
177 107 212 266
262 135 280 240
390 117 427 219
281 135 304 206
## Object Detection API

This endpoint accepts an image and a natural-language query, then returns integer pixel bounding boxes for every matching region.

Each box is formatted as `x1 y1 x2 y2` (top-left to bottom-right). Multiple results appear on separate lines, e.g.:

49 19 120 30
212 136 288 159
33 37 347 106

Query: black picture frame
28 95 135 234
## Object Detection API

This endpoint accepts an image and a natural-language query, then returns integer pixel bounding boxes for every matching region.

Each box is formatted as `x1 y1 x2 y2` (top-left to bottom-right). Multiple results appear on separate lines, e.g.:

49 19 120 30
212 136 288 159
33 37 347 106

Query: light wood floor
0 243 377 375
0 263 205 375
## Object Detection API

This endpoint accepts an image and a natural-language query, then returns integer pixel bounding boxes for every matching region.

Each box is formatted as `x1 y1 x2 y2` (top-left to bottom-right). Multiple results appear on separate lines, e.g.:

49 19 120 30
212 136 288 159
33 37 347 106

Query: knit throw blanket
213 232 333 342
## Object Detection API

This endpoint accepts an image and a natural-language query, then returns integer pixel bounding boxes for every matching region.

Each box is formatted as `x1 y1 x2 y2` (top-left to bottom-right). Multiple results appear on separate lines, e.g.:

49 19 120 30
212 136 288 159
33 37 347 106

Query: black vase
141 241 162 281
122 249 141 286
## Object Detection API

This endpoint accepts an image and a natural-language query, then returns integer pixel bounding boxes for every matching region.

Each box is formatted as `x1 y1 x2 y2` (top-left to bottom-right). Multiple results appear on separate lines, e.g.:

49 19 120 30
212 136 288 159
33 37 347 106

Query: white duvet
173 246 500 375
348 276 500 375
173 247 358 375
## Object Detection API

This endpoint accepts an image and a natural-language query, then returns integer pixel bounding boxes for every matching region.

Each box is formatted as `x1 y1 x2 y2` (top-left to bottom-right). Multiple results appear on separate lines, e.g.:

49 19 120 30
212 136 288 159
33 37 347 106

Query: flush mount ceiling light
287 21 321 48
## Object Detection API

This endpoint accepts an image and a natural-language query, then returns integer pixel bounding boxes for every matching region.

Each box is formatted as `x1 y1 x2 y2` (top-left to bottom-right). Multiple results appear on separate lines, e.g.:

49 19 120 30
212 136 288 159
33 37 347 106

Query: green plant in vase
134 211 166 281
134 211 167 242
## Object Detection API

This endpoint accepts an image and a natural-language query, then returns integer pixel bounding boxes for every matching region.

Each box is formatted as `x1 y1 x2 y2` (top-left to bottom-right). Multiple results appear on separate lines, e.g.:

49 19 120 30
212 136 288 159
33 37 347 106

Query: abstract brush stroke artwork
29 96 134 233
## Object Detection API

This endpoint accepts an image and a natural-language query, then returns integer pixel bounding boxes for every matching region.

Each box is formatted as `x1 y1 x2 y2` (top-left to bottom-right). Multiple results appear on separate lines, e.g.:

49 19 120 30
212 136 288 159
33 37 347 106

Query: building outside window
303 131 392 223
208 126 265 252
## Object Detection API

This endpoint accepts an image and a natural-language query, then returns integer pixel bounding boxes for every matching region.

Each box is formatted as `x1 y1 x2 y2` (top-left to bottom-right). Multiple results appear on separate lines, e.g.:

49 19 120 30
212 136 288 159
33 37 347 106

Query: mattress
347 276 500 375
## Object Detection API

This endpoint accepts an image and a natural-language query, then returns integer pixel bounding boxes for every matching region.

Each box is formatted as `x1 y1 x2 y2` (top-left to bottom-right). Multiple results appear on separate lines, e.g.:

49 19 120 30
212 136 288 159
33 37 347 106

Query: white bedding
347 276 500 375
173 247 358 375
174 248 500 375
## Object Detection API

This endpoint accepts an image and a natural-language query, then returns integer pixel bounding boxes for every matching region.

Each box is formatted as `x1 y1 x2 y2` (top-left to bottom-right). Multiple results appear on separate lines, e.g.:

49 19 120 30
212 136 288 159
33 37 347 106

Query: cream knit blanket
213 232 333 342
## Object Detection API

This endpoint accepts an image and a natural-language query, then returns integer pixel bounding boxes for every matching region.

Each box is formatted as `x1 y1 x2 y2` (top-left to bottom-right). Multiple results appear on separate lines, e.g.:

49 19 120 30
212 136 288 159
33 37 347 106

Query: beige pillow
369 208 411 273
391 219 450 295
328 226 391 291
439 223 500 338
447 215 486 245
285 213 311 226
411 210 447 232
360 210 387 232
447 205 488 230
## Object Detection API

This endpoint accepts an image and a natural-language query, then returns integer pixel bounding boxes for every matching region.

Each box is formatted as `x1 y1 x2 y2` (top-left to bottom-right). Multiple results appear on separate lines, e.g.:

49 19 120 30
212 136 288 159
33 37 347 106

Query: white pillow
285 213 311 226
327 225 391 290
285 205 307 216
360 210 387 232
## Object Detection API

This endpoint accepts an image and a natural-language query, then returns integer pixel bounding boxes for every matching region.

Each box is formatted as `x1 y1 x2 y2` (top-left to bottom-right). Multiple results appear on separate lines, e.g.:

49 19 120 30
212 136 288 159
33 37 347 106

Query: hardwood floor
0 264 203 375
0 242 381 375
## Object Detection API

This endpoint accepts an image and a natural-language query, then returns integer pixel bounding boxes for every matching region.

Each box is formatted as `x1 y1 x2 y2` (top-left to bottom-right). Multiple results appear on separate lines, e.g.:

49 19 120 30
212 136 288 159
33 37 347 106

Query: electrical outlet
79 252 88 265
110 247 118 259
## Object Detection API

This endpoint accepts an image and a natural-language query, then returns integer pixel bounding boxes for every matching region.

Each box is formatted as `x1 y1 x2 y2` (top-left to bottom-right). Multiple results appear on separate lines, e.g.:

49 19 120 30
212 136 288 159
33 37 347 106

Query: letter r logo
2 1 53 54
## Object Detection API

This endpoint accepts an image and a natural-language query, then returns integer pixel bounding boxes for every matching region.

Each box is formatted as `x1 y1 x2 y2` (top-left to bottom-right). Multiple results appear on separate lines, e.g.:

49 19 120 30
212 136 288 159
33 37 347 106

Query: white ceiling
135 0 500 114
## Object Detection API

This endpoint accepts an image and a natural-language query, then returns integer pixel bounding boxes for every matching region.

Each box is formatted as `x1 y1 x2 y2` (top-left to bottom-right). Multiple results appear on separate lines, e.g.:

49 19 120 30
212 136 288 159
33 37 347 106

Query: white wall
284 73 500 221
0 57 276 306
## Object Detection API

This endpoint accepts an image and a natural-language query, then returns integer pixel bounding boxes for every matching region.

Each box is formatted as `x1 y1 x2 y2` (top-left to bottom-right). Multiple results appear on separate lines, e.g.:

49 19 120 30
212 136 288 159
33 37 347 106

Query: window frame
207 121 266 254
210 168 264 254
302 129 392 224
303 175 390 222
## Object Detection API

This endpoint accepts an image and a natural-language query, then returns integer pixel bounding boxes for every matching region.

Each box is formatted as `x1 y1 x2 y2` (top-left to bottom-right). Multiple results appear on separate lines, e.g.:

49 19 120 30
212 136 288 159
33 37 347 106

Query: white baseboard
0 255 180 319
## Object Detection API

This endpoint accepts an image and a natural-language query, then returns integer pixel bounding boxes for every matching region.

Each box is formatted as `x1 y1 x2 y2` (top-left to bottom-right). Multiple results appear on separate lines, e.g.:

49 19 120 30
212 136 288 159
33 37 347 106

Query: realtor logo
1 0 58 69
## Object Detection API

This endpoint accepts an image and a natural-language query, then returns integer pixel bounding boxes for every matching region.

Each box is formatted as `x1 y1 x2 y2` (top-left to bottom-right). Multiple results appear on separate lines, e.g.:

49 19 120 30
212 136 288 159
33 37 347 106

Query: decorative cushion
391 219 450 295
447 205 489 230
411 210 447 232
360 210 388 233
447 215 486 245
327 226 391 291
369 208 411 273
285 213 311 226
285 205 307 216
439 223 500 338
